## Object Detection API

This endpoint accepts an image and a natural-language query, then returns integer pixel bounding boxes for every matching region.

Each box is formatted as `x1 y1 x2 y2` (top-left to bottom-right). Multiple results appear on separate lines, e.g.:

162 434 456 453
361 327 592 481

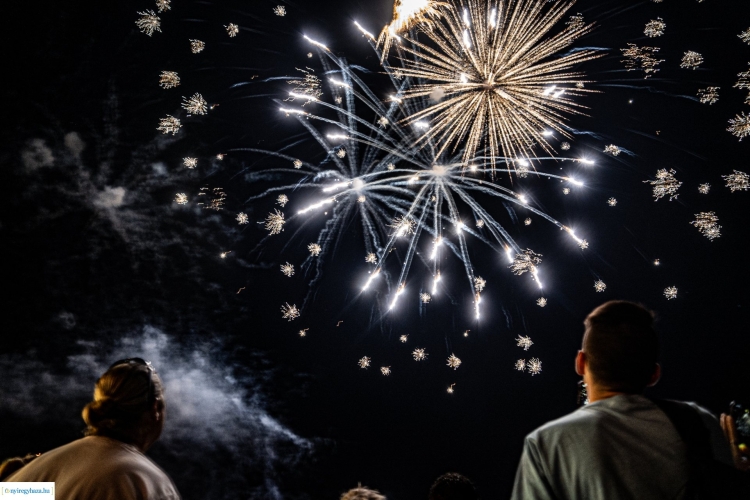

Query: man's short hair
428 472 478 500
583 301 659 393
340 486 386 500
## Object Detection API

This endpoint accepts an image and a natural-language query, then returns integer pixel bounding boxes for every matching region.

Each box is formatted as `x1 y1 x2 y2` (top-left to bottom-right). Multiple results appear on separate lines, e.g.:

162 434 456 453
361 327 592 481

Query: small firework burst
236 212 249 225
463 330 470 337
510 249 542 276
698 183 711 194
220 251 230 259
447 383 455 394
654 259 660 266
216 154 225 160
475 219 485 229
576 82 585 89
264 209 285 235
135 10 161 36
578 239 589 250
516 164 530 178
420 292 432 304
474 276 486 293
691 212 721 241
664 286 678 300
516 335 534 351
389 216 415 236
357 195 366 204
198 187 226 211
680 51 704 70
307 243 322 257
644 18 665 38
527 358 543 376
336 148 347 159
307 52 313 58
365 253 377 264
155 0 170 12
537 297 547 307
183 157 197 169
515 359 527 371
174 193 188 205
377 116 389 128
740 28 750 44
159 71 180 89
524 218 532 226
399 335 408 343
358 356 371 369
273 5 286 16
594 280 607 293
182 93 208 115
387 163 396 171
281 303 300 321
563 187 571 195
190 39 205 54
225 23 239 37
286 67 322 103
607 197 618 207
157 115 181 135
412 348 428 361
276 194 289 207
566 12 585 31
298 329 308 337
280 262 295 277
447 354 461 370
604 144 621 156
645 169 682 201
381 366 391 376
560 142 571 151
697 87 719 105
727 113 750 141
334 96 343 104
723 170 750 191
293 159 303 169
621 44 664 78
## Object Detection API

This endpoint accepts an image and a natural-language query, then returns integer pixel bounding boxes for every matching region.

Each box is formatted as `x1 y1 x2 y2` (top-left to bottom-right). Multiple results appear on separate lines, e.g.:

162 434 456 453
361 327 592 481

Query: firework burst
723 170 750 192
691 212 721 241
446 354 461 369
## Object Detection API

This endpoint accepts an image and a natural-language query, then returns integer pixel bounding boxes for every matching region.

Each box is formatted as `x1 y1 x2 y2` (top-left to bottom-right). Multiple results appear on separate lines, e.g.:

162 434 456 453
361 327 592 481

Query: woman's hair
81 361 164 444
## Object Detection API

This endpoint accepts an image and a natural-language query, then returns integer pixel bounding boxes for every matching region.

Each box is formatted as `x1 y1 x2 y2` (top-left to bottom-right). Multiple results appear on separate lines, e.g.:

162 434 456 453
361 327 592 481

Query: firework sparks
645 169 682 201
527 358 543 375
604 145 621 156
155 0 170 13
183 157 197 169
182 93 208 115
400 335 408 343
307 243 322 257
697 87 719 105
236 212 249 225
293 159 303 169
561 142 571 151
644 18 665 37
287 67 322 103
537 297 547 307
281 262 295 277
698 183 711 194
225 23 239 37
474 276 486 293
276 194 289 207
516 335 534 351
510 249 542 277
476 219 485 229
578 239 589 250
159 71 180 89
174 193 188 205
607 197 617 207
396 0 600 169
190 39 205 54
723 170 750 191
377 0 447 60
381 366 391 376
447 383 456 394
389 216 416 236
680 51 704 70
524 218 532 226
157 115 181 135
563 188 571 195
358 356 371 369
336 148 347 159
515 359 527 371
412 348 428 361
273 5 286 16
653 259 660 266
364 253 378 265
727 113 750 141
198 187 226 211
299 329 308 337
447 354 462 370
135 11 161 36
264 209 285 235
740 28 750 44
281 303 300 321
691 212 721 241
621 44 664 78
594 280 606 293
420 292 432 304
664 287 678 300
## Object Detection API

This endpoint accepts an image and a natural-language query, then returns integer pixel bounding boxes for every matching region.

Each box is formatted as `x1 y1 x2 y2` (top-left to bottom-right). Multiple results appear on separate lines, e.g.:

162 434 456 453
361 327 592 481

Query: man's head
577 301 660 394
340 486 386 500
428 472 478 500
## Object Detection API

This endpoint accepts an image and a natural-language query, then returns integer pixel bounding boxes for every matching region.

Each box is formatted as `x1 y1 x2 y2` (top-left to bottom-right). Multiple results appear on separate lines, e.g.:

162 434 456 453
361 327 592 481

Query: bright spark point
236 212 249 225
358 356 371 369
362 269 381 291
594 280 606 293
389 284 406 310
308 243 322 257
280 262 295 277
412 348 428 361
447 354 462 370
354 21 376 40
447 384 455 394
516 335 534 351
664 286 678 300
654 259 660 266
281 303 300 321
175 193 188 205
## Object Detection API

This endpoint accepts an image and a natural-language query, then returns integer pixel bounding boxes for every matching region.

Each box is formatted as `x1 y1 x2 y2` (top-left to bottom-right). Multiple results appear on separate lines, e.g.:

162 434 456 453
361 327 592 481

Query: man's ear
647 363 661 387
575 350 586 377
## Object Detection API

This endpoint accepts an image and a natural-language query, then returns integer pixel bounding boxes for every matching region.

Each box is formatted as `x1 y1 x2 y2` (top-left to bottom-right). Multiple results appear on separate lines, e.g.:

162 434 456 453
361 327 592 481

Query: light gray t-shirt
7 436 180 500
511 394 734 500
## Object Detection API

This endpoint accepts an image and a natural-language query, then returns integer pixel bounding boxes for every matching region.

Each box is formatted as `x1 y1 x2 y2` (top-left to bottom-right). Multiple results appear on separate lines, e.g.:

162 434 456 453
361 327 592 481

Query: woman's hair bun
82 397 118 429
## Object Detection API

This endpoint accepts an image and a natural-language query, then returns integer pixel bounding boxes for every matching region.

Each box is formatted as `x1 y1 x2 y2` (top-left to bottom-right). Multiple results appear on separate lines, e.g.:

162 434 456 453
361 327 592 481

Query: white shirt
7 436 180 500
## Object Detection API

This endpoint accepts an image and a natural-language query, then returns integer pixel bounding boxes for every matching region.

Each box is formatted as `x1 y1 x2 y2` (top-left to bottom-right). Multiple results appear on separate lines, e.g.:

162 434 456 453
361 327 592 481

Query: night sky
3 0 750 498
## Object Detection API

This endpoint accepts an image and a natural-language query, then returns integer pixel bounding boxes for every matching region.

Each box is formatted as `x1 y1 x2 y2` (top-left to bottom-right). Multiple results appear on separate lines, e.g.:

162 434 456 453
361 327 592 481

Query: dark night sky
3 0 750 498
